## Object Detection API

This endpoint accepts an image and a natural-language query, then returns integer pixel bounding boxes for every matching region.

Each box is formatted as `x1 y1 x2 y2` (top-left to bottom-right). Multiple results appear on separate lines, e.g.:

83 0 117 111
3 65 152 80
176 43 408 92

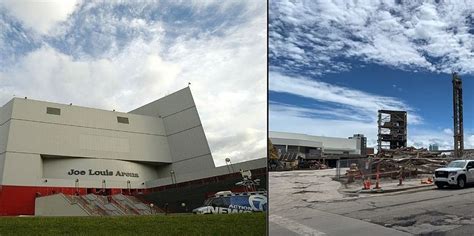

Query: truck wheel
435 182 444 189
457 176 466 189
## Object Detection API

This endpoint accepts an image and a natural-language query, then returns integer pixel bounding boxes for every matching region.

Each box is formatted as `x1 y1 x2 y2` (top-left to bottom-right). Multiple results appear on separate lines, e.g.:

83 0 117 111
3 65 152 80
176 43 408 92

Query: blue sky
269 0 474 150
0 1 266 166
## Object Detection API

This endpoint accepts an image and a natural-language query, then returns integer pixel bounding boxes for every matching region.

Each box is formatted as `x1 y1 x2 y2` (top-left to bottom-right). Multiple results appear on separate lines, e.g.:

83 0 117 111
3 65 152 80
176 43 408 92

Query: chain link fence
335 157 446 183
336 158 371 180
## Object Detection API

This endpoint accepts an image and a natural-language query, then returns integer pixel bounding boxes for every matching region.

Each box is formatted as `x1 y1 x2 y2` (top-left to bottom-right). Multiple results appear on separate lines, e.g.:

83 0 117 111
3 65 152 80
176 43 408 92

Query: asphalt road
269 170 474 236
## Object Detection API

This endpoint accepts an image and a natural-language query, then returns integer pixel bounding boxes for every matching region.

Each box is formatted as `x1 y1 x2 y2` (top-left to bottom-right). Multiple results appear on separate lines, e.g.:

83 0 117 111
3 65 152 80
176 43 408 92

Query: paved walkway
270 207 410 236
342 177 434 194
269 169 412 235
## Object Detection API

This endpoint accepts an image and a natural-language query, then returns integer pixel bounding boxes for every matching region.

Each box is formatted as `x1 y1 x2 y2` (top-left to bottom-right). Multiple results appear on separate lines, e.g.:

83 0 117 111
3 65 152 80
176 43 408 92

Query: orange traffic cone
363 178 372 190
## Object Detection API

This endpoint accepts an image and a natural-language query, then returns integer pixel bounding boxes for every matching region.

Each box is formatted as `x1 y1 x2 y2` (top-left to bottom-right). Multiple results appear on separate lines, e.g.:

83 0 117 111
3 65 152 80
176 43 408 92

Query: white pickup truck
434 160 474 189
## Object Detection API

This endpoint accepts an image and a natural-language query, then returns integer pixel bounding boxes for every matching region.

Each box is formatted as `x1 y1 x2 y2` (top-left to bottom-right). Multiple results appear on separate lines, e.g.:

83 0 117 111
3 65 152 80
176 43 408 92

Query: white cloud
271 102 369 122
270 103 474 151
1 0 80 34
0 1 267 167
269 1 474 152
269 71 422 124
409 129 474 150
270 103 378 147
270 0 474 75
268 72 474 151
0 41 180 111
443 128 454 135
469 135 474 149
269 72 435 149
164 12 267 166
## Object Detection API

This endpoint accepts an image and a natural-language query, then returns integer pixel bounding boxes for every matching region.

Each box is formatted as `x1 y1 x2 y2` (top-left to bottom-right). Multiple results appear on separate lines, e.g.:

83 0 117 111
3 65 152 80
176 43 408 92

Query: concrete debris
269 138 329 171
364 148 473 178
377 146 443 159
346 163 362 183
371 157 450 176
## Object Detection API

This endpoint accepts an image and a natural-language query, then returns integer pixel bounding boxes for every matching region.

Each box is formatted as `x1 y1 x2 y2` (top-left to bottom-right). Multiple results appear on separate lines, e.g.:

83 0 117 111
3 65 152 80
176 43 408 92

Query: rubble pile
346 163 362 182
372 157 450 177
377 146 444 159
369 147 454 177
464 150 474 158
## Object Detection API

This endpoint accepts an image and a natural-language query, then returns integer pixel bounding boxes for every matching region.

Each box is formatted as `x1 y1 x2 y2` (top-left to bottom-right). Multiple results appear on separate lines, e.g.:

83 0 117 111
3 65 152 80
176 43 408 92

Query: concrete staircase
35 193 162 216
111 194 155 215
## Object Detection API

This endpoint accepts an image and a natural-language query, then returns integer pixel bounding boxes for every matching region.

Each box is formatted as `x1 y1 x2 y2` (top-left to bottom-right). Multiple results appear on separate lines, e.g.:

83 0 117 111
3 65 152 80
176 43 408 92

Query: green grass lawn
0 213 266 236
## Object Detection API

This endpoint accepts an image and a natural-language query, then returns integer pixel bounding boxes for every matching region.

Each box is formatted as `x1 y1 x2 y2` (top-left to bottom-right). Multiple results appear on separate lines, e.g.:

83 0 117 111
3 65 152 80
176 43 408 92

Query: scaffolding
377 110 407 153
452 72 464 158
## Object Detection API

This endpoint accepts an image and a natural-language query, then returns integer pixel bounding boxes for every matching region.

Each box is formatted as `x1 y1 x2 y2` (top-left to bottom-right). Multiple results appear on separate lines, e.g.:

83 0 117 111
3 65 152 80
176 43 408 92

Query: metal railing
114 194 147 215
111 195 142 215
53 193 162 216
122 195 152 215
110 197 138 215
59 194 99 216
80 195 108 215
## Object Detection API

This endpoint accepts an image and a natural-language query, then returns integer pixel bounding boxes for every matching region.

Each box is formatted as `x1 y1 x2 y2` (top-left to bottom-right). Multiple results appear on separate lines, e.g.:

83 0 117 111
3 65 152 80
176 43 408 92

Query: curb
341 184 434 194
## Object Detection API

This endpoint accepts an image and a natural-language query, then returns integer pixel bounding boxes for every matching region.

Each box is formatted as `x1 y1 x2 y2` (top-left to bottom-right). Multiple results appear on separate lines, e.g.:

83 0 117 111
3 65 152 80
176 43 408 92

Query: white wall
6 119 172 163
0 88 220 188
270 131 360 155
35 194 89 216
0 100 14 153
5 97 174 163
42 157 158 181
11 98 167 135
130 87 216 180
270 137 323 149
2 152 151 188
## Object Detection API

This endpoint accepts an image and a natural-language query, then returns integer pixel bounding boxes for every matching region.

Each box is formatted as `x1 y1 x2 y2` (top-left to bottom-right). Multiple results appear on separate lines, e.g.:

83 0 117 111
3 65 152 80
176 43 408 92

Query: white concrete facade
0 87 232 190
270 131 362 155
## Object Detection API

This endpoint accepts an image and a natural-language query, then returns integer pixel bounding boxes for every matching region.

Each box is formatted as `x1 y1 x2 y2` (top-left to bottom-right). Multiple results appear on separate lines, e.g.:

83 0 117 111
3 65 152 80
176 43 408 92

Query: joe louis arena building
0 87 266 215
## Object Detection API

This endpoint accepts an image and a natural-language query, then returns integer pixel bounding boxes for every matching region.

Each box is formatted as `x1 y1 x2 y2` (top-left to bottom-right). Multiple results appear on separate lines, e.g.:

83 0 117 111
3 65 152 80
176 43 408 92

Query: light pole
150 203 154 214
75 179 79 195
102 180 106 195
225 158 231 173
170 170 176 187
225 158 235 173
127 180 131 195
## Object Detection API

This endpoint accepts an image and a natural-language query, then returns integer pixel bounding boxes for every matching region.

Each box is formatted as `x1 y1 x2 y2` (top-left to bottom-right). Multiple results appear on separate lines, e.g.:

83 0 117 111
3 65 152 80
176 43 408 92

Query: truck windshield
447 161 466 168
204 198 213 206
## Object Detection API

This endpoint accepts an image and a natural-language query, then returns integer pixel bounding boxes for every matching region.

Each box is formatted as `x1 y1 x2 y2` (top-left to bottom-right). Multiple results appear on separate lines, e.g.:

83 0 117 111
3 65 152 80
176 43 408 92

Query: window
274 145 286 153
287 145 299 152
221 197 231 206
117 116 129 124
210 197 231 207
467 162 474 169
46 107 61 115
211 198 226 207
204 198 213 206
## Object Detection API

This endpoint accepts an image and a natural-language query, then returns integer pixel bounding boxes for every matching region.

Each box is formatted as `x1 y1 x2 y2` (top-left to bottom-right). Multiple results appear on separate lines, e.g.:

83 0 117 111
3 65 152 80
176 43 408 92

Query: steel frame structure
377 110 407 153
452 72 464 158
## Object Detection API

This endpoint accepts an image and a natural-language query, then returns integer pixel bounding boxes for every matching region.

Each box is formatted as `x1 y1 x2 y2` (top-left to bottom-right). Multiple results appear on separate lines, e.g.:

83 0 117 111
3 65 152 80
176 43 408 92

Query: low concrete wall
35 194 89 216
